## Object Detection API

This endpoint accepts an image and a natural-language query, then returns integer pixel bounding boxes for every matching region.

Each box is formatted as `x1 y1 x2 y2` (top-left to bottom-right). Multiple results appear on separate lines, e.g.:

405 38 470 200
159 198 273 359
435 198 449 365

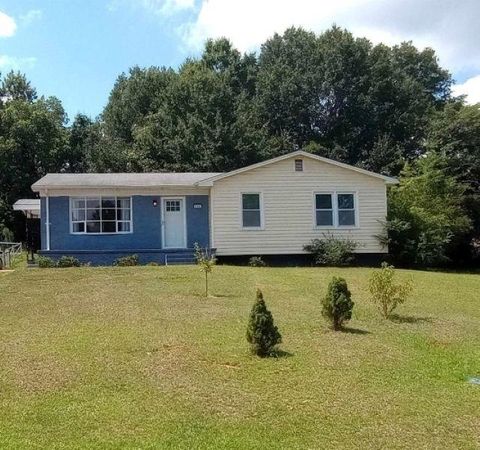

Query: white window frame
337 192 357 228
313 191 359 229
69 196 133 235
240 192 264 230
314 192 335 228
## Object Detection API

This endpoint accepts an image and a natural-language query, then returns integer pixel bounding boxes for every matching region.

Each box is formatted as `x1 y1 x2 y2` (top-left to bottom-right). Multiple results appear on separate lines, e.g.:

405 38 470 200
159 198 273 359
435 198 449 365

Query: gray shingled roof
32 172 222 190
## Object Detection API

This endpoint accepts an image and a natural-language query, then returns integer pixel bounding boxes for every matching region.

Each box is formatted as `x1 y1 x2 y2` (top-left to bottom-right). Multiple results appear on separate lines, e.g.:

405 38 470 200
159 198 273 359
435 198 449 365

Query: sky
0 0 479 121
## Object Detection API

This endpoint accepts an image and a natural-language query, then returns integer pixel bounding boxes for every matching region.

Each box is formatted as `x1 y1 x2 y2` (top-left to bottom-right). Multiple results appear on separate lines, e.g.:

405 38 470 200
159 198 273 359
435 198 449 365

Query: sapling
368 262 413 319
194 243 216 297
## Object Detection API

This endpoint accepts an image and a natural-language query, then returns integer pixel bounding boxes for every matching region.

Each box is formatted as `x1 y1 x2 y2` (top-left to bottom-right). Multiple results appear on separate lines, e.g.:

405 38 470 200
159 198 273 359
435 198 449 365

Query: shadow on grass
341 327 371 335
211 293 237 299
389 314 433 324
270 349 294 358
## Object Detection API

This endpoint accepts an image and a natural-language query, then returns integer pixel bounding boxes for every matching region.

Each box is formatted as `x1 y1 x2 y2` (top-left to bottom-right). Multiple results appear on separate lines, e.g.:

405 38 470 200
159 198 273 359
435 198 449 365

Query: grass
0 264 479 449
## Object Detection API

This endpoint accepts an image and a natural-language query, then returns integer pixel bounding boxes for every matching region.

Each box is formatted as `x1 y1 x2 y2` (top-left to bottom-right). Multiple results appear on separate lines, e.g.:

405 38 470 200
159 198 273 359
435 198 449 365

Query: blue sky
1 0 479 122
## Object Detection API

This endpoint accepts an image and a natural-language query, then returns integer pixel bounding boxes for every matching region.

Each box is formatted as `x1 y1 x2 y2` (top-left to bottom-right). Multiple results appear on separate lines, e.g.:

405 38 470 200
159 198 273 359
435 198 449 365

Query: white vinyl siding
211 157 387 255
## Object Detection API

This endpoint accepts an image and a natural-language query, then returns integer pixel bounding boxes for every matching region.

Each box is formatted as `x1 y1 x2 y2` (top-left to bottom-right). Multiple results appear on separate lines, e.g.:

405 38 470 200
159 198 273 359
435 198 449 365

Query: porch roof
13 199 41 218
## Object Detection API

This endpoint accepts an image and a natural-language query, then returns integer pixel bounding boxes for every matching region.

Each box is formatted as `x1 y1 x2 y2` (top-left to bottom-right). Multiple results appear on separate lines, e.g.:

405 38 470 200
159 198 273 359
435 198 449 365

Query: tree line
0 26 478 266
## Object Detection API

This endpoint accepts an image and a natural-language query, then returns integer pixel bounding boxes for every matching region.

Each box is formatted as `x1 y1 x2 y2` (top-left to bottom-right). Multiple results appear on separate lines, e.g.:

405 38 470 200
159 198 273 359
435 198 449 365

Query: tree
425 102 480 264
321 277 354 330
246 289 282 357
0 73 69 238
427 102 480 193
256 27 452 171
66 114 95 172
368 263 413 319
384 154 472 266
0 71 37 102
194 243 216 297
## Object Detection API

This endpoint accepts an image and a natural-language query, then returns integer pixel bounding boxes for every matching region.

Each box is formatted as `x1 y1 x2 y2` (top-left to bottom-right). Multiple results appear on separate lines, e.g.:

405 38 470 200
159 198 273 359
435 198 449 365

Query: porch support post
45 191 50 251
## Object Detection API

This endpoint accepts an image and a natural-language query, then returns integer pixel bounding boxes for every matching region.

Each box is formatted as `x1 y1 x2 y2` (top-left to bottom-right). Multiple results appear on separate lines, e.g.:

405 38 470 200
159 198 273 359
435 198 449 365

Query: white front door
162 198 186 248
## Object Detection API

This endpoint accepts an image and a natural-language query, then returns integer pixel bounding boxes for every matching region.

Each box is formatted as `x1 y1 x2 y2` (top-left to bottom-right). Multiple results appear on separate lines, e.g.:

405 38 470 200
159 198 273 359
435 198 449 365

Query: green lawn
0 265 479 449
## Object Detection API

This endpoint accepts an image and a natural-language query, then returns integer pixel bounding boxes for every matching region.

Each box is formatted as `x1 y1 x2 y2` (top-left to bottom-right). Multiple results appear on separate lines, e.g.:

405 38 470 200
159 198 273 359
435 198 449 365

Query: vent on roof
294 159 303 172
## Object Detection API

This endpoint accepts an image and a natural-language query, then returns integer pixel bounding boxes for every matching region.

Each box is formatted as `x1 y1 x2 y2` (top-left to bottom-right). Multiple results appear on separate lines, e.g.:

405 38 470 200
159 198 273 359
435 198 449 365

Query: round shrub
113 254 139 266
57 256 81 268
37 256 56 268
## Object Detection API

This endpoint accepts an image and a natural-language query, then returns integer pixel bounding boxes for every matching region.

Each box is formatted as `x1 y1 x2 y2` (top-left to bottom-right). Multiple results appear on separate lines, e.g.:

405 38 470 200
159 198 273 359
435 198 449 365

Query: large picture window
315 192 356 228
242 193 262 228
70 197 132 234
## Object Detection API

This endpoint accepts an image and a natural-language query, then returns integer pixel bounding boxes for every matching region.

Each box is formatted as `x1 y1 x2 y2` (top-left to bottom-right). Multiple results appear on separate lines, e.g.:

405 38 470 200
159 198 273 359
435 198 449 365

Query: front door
162 198 186 248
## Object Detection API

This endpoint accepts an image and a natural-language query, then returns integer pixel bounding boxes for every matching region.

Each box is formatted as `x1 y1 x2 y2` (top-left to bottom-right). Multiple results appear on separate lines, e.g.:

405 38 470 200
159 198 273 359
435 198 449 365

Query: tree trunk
205 271 208 297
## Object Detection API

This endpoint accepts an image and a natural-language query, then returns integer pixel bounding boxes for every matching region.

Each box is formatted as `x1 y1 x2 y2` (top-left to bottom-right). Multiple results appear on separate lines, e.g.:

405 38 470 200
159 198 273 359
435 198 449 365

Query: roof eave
32 183 209 192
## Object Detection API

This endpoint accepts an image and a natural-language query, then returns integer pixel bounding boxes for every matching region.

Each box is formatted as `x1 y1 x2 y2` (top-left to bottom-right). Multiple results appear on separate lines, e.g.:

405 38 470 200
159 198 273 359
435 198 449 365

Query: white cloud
452 75 480 105
20 9 43 26
0 55 37 71
109 0 194 16
0 10 16 37
180 0 480 74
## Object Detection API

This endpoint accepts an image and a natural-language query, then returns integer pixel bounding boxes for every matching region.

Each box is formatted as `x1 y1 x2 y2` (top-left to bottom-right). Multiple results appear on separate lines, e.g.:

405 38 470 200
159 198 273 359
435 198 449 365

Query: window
71 196 132 234
337 193 355 226
295 159 303 172
165 200 181 212
314 192 357 227
242 193 262 228
315 194 334 226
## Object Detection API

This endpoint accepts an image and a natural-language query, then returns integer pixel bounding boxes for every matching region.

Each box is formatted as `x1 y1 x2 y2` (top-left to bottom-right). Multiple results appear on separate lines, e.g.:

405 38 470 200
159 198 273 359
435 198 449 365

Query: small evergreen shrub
304 234 358 266
368 262 413 319
113 254 139 266
249 256 266 267
57 256 81 268
322 277 354 330
246 289 282 357
37 256 56 268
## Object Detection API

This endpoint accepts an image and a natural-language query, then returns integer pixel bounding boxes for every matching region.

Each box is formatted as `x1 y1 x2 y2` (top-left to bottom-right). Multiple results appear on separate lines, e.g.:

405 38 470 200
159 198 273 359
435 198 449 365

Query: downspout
45 190 50 251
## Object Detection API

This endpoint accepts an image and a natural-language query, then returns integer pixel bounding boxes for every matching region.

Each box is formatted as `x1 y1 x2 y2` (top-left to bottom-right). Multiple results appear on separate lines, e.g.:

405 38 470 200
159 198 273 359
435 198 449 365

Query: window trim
314 192 334 228
240 191 264 230
69 196 133 235
313 191 359 229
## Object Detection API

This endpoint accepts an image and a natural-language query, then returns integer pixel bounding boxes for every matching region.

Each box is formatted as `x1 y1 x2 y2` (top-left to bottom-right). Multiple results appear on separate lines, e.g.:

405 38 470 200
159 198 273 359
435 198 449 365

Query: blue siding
186 195 210 248
40 194 210 265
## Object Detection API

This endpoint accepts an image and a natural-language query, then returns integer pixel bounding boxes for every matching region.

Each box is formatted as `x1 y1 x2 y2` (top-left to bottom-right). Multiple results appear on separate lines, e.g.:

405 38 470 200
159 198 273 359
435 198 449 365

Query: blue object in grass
467 377 480 385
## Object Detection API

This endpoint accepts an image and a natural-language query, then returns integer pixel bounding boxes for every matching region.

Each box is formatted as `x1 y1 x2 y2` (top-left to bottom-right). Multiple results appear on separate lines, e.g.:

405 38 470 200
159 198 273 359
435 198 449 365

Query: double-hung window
71 196 132 234
242 193 262 229
315 194 334 226
314 192 356 227
337 193 356 226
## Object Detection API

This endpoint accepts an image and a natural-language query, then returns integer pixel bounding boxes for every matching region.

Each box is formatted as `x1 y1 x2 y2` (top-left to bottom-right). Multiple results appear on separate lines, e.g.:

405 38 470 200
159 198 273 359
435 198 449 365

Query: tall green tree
426 102 480 263
256 27 452 172
385 154 471 266
0 72 69 237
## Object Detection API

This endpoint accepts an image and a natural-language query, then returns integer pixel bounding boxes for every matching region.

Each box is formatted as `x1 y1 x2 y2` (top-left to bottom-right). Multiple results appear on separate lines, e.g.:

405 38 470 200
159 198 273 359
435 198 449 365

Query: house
30 150 397 265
